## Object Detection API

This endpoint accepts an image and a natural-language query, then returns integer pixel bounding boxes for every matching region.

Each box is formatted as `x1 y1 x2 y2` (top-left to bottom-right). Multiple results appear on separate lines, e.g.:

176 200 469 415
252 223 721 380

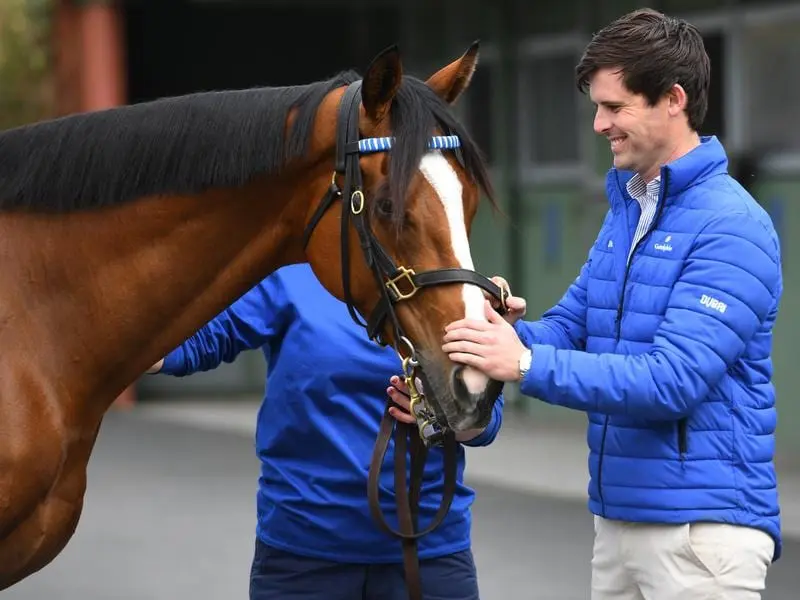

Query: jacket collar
606 135 729 209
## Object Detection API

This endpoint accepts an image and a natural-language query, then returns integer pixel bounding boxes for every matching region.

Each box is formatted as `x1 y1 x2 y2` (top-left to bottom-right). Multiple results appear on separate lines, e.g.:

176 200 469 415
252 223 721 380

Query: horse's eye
374 196 393 219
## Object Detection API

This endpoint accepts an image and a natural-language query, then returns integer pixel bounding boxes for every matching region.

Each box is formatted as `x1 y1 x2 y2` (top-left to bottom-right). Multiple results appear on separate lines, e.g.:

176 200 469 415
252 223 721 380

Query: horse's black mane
0 69 493 218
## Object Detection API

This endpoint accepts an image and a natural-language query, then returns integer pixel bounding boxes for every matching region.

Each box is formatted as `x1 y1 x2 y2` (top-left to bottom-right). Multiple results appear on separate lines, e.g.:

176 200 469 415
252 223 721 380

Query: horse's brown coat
0 44 499 589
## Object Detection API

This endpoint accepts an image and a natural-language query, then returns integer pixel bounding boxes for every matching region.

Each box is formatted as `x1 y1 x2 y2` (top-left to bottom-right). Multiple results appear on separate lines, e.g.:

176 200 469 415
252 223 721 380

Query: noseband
302 80 506 600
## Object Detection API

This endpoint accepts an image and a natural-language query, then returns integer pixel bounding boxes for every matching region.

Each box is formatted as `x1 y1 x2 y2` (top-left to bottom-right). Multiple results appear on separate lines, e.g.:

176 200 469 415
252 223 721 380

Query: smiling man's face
589 67 679 182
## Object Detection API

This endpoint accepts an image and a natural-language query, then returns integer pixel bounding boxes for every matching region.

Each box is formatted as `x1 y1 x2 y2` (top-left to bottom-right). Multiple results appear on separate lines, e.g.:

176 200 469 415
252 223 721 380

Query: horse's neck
0 176 310 416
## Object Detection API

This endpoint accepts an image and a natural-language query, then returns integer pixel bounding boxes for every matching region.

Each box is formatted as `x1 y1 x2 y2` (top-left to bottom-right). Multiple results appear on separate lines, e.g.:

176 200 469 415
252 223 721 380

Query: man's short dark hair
575 8 710 132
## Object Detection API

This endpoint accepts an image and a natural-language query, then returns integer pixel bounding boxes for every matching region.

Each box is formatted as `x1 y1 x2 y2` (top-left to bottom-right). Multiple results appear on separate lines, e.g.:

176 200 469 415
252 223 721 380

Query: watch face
519 350 532 378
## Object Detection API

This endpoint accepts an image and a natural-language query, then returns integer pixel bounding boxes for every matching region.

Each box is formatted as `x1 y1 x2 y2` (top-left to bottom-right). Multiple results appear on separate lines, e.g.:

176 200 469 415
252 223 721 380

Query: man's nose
594 109 610 135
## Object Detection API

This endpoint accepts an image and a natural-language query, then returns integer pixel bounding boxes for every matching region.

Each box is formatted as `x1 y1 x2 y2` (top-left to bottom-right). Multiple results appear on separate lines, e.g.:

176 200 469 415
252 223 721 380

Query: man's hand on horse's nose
487 276 527 325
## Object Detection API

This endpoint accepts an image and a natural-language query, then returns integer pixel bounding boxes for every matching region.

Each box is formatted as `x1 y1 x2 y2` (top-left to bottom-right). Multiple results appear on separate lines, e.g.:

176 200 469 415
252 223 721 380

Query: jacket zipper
596 170 670 514
677 418 688 460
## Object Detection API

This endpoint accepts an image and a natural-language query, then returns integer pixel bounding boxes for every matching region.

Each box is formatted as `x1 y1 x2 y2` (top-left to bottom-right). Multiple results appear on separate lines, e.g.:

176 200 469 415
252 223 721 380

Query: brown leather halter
303 80 506 600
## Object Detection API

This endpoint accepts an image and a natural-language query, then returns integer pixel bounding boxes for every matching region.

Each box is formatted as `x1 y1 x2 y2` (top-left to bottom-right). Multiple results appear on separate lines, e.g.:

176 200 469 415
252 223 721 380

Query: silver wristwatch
518 348 532 381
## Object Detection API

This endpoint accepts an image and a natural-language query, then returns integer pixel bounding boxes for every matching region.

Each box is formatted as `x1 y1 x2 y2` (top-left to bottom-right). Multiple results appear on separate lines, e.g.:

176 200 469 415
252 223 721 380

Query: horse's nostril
451 364 485 400
451 365 468 398
453 364 488 396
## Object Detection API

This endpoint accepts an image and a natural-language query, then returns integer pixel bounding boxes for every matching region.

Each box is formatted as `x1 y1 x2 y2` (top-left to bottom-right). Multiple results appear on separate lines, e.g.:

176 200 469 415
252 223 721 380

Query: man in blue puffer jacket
442 8 782 599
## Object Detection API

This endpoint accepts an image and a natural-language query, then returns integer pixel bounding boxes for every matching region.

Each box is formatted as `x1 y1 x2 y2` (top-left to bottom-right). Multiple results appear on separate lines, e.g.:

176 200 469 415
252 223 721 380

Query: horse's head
303 43 504 436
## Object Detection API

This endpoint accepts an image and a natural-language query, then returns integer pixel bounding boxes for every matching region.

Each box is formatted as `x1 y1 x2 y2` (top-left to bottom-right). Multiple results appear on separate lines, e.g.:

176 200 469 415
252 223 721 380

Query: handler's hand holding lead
386 375 416 425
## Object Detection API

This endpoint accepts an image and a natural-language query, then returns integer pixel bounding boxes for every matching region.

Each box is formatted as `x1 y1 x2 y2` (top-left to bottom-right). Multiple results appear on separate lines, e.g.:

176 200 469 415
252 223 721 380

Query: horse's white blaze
419 151 489 395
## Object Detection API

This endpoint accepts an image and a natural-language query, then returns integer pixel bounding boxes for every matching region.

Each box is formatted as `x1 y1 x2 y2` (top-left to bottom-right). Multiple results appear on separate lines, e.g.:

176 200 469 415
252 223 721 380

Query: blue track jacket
515 136 783 560
160 263 504 563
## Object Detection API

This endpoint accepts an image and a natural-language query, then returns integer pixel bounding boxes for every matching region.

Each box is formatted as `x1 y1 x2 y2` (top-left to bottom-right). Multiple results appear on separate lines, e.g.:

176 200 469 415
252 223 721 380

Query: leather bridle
302 80 506 600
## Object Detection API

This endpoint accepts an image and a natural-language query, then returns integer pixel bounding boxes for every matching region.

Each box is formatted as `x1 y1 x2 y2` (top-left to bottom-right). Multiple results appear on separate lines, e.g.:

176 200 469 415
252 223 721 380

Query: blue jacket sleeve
160 274 291 376
520 211 782 420
460 391 505 447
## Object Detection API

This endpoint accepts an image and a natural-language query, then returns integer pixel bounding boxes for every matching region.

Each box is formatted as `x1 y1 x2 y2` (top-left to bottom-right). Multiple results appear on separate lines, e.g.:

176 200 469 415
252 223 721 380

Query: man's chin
613 155 634 171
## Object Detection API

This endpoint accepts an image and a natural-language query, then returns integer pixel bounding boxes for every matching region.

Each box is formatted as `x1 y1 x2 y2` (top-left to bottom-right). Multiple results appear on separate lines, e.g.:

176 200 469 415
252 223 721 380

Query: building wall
129 0 399 398
433 0 800 461
130 0 800 463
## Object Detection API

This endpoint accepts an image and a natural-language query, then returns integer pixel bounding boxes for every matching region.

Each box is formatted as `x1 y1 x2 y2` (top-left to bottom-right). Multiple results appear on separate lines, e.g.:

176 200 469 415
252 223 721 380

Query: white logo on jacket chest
654 235 673 252
700 294 727 314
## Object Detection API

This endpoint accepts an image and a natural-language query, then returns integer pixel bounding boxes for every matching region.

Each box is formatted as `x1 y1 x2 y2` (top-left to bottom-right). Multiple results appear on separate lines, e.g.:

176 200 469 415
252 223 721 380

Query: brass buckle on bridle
386 266 419 301
499 284 510 314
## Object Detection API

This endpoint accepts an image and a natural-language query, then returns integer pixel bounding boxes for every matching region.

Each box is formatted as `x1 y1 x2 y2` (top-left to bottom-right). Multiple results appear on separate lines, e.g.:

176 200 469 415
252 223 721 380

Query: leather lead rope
368 407 458 600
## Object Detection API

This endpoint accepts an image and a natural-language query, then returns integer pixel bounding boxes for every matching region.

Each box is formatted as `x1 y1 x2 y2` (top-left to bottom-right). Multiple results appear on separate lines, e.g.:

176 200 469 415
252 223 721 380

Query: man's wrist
146 358 165 374
517 348 532 382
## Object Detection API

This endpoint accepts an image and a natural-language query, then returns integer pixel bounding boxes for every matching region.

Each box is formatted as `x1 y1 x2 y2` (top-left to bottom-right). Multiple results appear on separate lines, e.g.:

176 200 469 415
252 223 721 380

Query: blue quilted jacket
515 136 783 560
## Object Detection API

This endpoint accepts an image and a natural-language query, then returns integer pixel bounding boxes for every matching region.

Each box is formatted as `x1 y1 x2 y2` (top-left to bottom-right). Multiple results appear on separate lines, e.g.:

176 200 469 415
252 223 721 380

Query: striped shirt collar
625 173 662 263
626 173 661 204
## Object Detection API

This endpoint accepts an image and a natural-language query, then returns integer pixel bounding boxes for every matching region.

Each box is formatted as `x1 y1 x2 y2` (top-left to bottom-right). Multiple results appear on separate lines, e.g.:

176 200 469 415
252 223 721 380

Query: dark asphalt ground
3 412 797 599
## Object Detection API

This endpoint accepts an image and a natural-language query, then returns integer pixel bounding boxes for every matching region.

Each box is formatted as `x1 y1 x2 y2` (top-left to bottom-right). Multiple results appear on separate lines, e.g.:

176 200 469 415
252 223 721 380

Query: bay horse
0 43 505 596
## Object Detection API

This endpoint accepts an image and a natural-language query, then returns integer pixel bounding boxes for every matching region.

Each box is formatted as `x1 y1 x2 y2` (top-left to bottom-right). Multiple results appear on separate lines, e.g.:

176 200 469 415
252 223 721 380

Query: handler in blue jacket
151 262 503 600
442 9 782 600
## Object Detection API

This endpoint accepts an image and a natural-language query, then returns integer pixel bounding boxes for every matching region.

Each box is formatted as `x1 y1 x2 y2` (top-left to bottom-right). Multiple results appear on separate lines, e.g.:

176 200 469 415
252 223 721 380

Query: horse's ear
361 45 403 123
425 41 480 105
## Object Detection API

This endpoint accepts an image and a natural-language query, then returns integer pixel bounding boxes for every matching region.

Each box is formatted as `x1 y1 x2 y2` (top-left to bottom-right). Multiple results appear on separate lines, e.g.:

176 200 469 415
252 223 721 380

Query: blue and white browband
357 135 461 154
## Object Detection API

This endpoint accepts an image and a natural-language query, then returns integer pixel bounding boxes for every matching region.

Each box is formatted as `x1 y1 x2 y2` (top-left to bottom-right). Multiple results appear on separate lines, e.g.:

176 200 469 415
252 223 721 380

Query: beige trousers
591 516 775 600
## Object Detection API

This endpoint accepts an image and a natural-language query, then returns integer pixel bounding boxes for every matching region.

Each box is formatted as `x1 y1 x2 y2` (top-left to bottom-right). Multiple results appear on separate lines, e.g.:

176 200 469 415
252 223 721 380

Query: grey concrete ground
3 409 798 599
